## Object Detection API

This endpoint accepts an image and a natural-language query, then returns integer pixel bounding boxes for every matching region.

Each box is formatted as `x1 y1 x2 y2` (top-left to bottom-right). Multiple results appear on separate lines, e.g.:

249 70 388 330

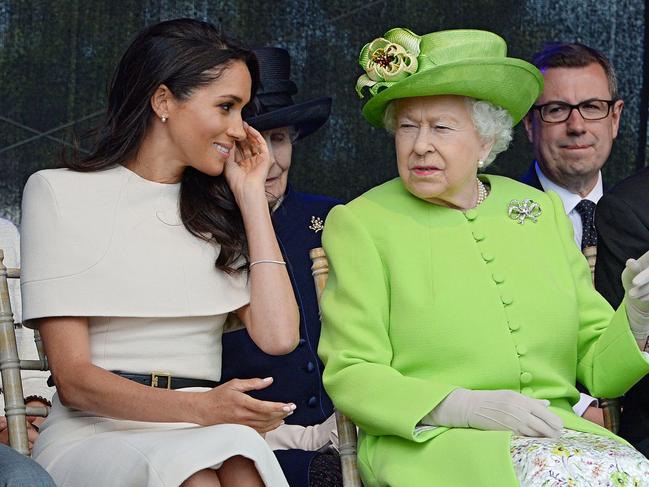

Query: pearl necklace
475 178 488 207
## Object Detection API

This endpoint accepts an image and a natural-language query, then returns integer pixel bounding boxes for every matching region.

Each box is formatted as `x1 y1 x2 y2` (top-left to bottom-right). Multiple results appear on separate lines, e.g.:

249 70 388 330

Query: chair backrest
310 247 363 487
0 249 48 455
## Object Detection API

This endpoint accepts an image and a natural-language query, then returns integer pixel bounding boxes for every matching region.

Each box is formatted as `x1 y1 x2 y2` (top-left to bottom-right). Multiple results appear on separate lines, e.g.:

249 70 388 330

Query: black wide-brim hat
245 47 332 140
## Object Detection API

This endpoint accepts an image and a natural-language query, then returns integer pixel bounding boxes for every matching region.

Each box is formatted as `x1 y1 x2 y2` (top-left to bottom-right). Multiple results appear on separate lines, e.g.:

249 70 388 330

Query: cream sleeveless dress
20 165 288 486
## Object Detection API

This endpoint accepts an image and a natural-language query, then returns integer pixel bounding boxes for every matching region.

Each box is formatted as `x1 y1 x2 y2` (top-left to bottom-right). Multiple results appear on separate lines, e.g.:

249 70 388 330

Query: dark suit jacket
595 166 649 455
220 188 341 486
519 161 543 191
520 161 610 195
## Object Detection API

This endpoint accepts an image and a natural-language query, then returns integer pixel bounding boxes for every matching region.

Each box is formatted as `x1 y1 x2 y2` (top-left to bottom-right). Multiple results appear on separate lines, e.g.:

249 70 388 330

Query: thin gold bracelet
249 259 286 268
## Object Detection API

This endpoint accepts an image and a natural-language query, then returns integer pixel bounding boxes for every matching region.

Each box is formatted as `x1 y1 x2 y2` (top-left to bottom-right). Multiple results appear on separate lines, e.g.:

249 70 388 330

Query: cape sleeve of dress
546 190 649 397
20 169 249 325
318 204 456 442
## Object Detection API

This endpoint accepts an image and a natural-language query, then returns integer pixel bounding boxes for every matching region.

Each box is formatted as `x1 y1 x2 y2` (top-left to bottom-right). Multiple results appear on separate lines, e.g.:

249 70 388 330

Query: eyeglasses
532 99 617 123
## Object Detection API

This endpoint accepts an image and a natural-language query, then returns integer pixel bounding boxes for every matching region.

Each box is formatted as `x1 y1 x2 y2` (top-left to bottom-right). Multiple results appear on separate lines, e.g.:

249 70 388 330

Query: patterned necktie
574 199 597 249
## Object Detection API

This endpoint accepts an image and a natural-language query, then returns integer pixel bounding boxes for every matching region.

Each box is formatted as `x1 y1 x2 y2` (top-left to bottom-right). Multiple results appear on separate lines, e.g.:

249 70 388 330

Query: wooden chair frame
601 397 620 434
0 249 48 455
310 247 362 487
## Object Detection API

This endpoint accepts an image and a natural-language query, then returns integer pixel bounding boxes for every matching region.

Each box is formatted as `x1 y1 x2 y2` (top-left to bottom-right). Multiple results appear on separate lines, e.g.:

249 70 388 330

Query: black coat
220 188 341 486
595 166 649 455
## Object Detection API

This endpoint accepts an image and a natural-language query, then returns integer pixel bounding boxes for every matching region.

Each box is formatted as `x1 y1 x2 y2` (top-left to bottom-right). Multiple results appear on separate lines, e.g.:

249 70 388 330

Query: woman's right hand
224 123 272 206
195 377 296 434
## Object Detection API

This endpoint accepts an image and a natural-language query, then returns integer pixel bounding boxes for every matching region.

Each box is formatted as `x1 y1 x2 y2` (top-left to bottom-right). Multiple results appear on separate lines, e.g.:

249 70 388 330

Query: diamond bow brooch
508 199 542 224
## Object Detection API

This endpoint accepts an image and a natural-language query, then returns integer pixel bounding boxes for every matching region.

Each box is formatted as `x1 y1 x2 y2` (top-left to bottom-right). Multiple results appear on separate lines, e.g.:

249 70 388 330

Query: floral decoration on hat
355 28 421 98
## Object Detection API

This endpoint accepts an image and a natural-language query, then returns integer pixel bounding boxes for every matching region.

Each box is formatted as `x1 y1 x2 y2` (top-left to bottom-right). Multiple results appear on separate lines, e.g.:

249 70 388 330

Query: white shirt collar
534 161 603 213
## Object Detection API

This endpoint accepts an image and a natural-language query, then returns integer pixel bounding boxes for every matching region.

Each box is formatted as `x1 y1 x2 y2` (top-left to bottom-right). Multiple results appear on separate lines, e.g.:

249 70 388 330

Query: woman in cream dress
20 19 299 487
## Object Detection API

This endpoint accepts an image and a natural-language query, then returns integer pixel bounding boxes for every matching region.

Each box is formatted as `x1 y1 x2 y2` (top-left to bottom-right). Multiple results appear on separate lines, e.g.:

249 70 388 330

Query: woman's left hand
622 249 649 339
264 412 338 451
0 416 39 452
224 122 271 205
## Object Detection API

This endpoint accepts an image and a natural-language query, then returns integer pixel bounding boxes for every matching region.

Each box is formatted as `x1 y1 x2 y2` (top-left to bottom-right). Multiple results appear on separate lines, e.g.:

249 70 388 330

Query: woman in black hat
220 47 342 487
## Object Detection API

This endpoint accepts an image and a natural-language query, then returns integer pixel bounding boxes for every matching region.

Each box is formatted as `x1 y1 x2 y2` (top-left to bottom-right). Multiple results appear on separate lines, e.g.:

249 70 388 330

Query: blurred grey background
1 0 647 224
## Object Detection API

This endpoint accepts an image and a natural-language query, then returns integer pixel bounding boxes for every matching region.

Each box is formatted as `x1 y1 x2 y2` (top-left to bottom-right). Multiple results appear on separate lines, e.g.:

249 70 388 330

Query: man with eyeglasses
521 42 624 249
520 42 624 429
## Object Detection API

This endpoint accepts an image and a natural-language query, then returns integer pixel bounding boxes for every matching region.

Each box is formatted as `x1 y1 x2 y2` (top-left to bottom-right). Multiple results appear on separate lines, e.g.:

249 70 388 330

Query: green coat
318 175 649 486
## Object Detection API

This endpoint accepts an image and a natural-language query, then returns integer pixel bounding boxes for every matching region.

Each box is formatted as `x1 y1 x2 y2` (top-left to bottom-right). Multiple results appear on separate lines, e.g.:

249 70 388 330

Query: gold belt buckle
151 371 172 389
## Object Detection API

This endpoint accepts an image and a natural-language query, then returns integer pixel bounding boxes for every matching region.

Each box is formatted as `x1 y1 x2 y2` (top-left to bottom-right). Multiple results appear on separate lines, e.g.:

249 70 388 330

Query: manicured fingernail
263 377 273 382
282 405 292 412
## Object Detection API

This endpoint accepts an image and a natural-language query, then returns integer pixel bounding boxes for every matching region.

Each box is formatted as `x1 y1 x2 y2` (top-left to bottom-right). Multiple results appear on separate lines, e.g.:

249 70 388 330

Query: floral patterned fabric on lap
511 430 649 486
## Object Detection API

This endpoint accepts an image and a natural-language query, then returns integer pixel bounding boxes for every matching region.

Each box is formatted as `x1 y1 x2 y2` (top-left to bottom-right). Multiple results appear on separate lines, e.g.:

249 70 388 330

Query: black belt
47 371 219 390
112 371 219 390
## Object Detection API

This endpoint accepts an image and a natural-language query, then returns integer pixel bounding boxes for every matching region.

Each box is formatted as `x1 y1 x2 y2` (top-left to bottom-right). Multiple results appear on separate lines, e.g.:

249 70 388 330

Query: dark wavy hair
65 18 259 273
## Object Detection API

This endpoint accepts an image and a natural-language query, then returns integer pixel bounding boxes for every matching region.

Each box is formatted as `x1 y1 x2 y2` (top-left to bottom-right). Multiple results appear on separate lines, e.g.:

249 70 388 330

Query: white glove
422 388 563 438
622 250 649 339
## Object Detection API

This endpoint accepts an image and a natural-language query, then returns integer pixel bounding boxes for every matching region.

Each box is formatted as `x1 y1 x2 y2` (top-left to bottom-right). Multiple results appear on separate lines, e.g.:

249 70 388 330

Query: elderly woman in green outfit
318 28 649 486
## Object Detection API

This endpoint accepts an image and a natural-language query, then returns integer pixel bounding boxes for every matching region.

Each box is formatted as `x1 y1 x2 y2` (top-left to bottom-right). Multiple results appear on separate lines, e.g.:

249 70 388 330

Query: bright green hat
356 28 543 127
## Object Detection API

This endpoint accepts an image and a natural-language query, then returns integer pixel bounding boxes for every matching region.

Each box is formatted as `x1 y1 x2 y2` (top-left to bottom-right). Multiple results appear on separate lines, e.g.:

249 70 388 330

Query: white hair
383 101 399 134
464 98 513 167
382 97 513 167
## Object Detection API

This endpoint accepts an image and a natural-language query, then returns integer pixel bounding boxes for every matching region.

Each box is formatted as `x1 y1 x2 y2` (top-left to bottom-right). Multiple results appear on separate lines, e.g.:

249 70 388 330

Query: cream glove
622 250 649 339
422 388 563 437
264 413 337 451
